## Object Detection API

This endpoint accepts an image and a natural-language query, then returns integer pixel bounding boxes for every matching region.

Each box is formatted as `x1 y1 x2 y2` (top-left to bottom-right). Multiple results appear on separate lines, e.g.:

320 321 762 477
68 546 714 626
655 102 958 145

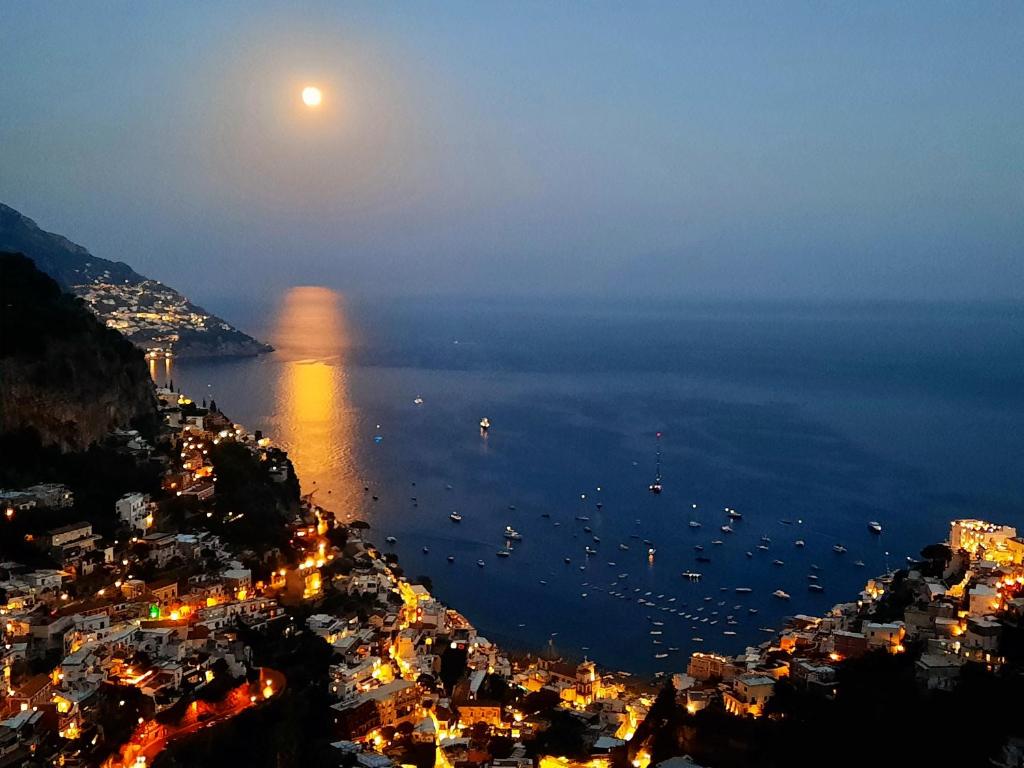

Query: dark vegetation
153 620 338 768
201 441 300 552
629 650 1024 767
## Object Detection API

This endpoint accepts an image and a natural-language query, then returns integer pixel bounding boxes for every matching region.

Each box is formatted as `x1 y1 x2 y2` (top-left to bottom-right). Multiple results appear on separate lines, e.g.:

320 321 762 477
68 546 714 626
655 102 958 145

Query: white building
116 493 153 532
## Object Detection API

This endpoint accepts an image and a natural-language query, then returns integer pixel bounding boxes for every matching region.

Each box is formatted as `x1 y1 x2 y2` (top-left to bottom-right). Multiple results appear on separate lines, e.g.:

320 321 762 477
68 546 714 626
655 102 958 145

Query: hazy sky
1 2 1022 302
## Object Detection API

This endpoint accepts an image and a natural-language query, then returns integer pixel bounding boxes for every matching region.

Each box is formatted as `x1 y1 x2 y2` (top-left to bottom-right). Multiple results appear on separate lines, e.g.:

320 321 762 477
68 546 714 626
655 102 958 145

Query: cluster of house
676 518 1024 719
75 278 231 356
0 387 297 766
299 529 669 768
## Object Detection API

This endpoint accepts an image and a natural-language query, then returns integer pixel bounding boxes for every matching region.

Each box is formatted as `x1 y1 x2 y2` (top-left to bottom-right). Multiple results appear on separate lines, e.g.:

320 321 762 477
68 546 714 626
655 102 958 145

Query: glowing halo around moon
301 86 322 107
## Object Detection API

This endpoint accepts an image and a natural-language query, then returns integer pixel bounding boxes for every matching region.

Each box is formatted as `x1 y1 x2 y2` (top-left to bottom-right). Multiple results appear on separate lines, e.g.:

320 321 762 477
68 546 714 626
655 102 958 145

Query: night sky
2 2 1021 303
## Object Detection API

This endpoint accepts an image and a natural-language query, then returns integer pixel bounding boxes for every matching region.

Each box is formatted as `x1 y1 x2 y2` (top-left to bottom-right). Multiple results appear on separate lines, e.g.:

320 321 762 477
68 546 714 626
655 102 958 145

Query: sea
160 288 1024 675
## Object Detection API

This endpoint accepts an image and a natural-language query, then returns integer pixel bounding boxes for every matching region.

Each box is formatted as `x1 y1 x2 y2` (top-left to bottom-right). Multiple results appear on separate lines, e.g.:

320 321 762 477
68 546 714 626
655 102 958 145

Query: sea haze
167 293 1024 674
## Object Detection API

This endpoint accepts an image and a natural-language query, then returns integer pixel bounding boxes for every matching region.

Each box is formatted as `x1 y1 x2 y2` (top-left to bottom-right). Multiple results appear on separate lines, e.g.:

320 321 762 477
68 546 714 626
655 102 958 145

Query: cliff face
0 252 159 451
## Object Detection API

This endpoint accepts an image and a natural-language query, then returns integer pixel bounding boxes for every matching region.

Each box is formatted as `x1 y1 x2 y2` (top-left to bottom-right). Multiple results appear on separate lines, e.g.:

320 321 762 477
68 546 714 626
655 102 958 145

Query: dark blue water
169 295 1024 675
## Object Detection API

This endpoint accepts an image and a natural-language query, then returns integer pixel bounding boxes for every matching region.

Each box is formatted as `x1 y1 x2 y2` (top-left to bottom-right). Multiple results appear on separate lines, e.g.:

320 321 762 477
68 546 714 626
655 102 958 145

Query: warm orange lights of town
301 85 322 107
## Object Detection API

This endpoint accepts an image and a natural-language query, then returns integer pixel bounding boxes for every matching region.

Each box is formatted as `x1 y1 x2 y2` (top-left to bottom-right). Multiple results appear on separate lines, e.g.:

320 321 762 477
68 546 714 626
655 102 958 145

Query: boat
721 525 734 533
745 551 753 558
757 544 770 551
772 589 790 600
832 544 847 554
760 535 772 543
772 559 785 566
576 515 591 522
422 546 430 554
854 559 865 567
734 587 753 594
694 545 704 551
449 512 463 522
682 571 702 580
808 584 824 592
794 539 805 547
385 536 397 544
447 555 455 563
508 505 517 511
648 432 663 494
413 396 424 405
504 526 522 540
727 509 743 519
496 549 512 558
688 521 702 528
479 417 491 432
618 543 630 551
711 539 724 546
648 547 656 557
585 546 597 555
476 559 486 567
654 652 669 659
723 630 737 636
583 526 592 533
868 521 883 534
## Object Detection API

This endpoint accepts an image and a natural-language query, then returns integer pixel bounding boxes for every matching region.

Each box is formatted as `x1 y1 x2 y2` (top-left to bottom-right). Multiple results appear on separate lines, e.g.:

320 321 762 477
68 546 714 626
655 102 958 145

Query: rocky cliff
0 252 160 450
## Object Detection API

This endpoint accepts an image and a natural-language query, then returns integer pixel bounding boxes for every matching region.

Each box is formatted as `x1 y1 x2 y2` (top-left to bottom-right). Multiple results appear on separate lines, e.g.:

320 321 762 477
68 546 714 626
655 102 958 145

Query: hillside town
3 382 1024 768
72 278 269 359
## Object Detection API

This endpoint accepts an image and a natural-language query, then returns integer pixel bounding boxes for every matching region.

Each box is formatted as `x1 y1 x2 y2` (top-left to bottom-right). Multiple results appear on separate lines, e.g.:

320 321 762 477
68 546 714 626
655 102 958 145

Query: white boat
504 526 522 540
476 559 486 567
654 652 668 659
688 521 702 528
449 512 463 522
413 396 424 405
734 587 753 594
721 525 734 533
682 571 702 580
832 544 847 554
868 521 883 534
757 544 770 551
711 539 724 546
576 515 591 522
772 589 790 600
385 536 397 544
422 546 430 553
585 546 597 555
618 543 630 551
794 539 805 547
723 630 737 636
447 555 455 563
479 417 491 431
496 549 512 558
808 583 824 592
727 509 743 519
772 559 785 566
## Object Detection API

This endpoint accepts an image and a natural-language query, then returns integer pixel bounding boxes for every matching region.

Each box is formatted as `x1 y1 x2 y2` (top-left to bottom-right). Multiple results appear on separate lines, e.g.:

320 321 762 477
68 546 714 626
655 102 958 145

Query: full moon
301 86 322 107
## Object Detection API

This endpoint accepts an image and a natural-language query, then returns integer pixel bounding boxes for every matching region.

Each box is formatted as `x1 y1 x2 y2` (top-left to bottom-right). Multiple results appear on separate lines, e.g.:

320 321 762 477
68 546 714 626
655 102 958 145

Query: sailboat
648 432 663 494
